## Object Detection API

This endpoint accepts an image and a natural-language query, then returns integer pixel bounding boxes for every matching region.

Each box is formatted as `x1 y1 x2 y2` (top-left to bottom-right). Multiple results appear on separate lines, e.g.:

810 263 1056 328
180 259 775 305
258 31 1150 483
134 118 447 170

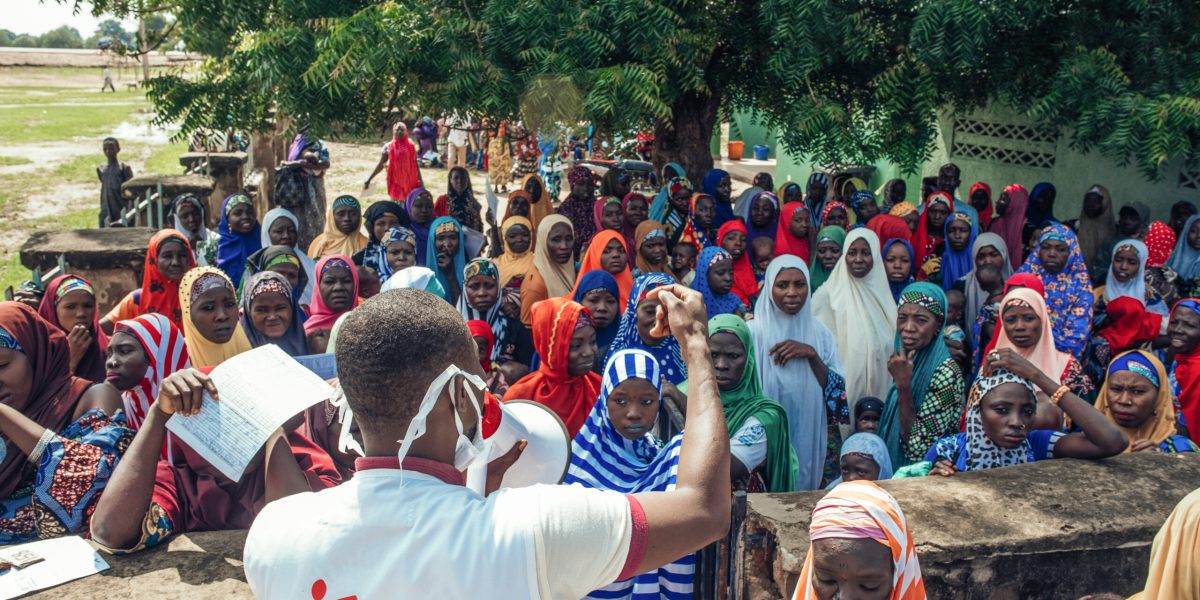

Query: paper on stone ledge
0 536 109 599
165 345 330 481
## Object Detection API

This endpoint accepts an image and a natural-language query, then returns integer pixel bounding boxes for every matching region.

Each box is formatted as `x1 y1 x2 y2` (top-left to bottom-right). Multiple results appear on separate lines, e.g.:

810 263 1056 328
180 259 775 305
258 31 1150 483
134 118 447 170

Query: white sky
6 0 137 36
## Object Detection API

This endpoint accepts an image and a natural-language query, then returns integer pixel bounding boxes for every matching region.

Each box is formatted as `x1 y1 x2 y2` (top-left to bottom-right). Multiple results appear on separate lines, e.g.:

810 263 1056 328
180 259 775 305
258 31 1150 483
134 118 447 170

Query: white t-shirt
445 115 471 147
729 416 766 472
243 457 645 600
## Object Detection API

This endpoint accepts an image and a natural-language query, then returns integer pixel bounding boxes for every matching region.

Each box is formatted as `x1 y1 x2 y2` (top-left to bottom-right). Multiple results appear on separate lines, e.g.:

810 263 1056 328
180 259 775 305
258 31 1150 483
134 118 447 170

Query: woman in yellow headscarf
495 216 535 289
307 195 369 259
1094 350 1198 453
179 266 253 368
1129 487 1200 599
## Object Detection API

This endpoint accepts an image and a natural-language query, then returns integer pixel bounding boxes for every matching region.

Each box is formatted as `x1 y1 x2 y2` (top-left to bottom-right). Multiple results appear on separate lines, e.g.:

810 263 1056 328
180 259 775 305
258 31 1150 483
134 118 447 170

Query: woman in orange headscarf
795 480 925 599
101 229 195 333
574 230 634 312
503 297 603 436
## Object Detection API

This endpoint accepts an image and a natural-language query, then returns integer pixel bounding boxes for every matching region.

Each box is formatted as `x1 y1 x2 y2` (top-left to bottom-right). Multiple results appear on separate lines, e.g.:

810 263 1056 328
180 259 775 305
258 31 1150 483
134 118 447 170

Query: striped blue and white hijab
565 348 693 599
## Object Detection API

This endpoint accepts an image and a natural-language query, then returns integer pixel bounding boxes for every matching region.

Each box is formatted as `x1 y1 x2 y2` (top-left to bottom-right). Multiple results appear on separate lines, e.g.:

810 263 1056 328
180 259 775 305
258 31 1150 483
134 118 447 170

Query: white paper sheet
0 536 109 599
164 345 331 481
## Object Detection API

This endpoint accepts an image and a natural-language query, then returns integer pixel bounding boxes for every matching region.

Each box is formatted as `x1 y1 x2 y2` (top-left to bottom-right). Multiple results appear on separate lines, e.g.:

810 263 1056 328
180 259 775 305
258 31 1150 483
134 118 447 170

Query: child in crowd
943 288 967 344
672 242 697 287
751 237 775 279
854 397 883 433
828 432 893 487
98 137 134 228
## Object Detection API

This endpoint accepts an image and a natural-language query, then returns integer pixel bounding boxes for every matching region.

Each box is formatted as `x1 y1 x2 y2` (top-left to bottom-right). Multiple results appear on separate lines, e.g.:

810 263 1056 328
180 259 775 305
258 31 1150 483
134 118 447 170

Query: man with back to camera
241 285 731 599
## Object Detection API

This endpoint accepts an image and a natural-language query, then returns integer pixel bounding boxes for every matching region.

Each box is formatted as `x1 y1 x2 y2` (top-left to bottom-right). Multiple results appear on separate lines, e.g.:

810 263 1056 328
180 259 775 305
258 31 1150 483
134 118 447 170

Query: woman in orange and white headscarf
794 480 926 599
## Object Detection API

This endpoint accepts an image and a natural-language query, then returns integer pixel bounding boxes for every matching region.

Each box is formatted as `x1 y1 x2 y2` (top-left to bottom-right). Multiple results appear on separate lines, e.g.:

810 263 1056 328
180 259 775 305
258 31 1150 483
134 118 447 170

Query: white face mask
396 365 490 493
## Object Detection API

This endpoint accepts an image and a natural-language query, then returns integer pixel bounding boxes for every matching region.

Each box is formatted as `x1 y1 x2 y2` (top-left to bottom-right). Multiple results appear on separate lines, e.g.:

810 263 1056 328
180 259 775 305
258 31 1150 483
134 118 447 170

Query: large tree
75 0 1200 181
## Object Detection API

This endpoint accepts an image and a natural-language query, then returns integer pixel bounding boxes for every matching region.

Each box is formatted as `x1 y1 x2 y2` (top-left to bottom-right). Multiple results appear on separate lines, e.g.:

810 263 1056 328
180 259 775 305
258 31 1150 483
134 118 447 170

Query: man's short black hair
336 289 474 428
102 137 119 146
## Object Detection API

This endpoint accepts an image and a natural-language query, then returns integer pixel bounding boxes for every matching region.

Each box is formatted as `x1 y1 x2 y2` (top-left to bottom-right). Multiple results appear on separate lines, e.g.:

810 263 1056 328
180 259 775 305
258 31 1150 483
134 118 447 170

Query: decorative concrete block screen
1179 165 1200 190
951 116 1058 170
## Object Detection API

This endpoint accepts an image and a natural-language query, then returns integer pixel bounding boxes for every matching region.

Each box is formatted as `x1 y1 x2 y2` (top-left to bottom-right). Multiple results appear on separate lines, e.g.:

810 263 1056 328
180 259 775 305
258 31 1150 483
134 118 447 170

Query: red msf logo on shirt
312 579 357 600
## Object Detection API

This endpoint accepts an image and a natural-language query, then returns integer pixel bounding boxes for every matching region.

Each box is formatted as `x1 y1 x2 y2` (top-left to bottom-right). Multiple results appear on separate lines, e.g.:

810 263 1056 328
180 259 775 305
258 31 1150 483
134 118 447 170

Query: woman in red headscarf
988 184 1030 270
866 214 912 249
574 230 634 312
775 203 813 261
365 121 421 201
913 191 954 281
968 182 993 230
718 220 760 305
37 274 108 381
502 298 602 436
101 229 196 334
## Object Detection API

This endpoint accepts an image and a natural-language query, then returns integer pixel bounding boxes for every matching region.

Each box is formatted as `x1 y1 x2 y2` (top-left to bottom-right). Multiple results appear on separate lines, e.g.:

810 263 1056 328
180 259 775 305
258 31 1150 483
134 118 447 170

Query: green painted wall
767 104 1200 218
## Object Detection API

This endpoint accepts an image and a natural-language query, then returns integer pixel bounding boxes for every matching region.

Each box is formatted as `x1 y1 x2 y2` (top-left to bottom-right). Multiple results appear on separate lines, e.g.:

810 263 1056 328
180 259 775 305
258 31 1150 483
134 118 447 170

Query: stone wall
20 228 155 314
736 452 1200 599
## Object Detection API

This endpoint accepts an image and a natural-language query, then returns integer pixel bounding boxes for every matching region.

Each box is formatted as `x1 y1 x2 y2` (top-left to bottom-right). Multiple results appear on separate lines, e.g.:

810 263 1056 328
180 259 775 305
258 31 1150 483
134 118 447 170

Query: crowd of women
2 152 1199 598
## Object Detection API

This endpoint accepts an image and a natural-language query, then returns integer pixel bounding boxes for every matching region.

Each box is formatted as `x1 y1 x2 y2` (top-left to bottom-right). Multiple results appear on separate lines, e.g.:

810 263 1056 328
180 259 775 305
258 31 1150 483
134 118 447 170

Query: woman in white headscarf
1097 239 1149 307
811 228 897 416
960 232 1013 329
748 255 848 490
260 207 318 305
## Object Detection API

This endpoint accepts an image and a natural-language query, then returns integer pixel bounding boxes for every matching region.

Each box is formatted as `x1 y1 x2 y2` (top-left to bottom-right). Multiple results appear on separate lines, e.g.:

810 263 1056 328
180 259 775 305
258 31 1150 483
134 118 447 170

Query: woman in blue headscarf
425 216 467 305
606 273 687 384
648 162 687 224
573 270 622 372
877 282 965 467
1015 223 1094 360
216 193 262 289
701 168 735 227
564 348 693 600
690 247 746 319
1027 182 1058 227
940 211 978 291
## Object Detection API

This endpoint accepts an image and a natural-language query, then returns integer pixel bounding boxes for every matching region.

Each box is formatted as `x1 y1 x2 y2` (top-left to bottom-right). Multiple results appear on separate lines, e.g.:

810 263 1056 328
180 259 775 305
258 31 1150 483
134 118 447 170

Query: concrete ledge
737 451 1200 599
20 228 154 312
29 531 252 599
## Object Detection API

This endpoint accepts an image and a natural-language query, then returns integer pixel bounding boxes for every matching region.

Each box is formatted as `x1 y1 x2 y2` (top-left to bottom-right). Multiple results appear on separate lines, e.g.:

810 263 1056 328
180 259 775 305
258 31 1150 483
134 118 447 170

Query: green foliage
73 0 1200 178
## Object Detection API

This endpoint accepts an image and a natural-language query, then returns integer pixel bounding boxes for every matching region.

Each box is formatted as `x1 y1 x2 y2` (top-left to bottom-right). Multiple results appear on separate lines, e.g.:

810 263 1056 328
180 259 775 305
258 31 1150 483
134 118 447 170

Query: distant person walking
101 67 116 93
364 122 422 201
98 137 133 227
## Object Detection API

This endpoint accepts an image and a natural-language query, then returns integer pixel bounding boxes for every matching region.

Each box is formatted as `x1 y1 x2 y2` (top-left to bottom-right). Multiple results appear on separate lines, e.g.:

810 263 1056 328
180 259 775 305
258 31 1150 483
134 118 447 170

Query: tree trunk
652 91 720 185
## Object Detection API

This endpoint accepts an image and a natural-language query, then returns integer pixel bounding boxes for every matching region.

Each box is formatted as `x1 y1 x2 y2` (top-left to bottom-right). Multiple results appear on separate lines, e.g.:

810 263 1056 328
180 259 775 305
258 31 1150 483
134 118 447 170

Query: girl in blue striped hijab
565 348 693 599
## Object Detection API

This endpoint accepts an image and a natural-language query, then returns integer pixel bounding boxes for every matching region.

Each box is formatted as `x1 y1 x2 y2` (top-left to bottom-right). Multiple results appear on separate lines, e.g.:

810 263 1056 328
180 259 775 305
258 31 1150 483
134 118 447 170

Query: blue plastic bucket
753 145 769 160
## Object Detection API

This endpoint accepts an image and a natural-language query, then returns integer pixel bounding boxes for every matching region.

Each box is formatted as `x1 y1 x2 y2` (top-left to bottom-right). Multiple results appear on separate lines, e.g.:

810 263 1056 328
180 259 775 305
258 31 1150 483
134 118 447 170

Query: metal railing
3 253 68 302
659 395 750 600
118 182 167 229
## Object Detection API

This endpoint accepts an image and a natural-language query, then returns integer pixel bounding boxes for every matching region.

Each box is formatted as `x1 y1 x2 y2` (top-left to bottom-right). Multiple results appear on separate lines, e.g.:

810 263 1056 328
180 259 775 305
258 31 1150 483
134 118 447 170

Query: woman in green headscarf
681 313 798 492
878 281 965 468
808 226 847 294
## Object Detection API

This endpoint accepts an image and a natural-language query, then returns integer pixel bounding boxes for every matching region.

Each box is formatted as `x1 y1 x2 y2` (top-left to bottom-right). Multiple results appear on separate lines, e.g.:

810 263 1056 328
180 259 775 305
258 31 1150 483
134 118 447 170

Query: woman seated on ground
685 314 796 492
102 229 195 334
260 207 318 305
304 255 360 354
242 245 310 308
177 267 252 369
573 271 621 373
607 274 688 385
38 274 107 381
425 217 469 306
692 247 747 319
458 258 532 367
0 302 131 544
240 272 309 357
826 432 894 488
794 480 925 600
878 282 966 468
308 195 369 260
520 216 577 326
984 287 1093 427
562 348 695 599
503 298 600 436
575 230 633 312
1094 350 1197 454
351 200 409 288
89 365 342 554
922 360 1127 477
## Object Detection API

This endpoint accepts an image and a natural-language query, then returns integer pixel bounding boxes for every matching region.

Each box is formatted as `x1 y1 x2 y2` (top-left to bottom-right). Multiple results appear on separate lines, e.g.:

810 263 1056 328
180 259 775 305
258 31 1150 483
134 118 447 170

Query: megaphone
466 396 572 492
